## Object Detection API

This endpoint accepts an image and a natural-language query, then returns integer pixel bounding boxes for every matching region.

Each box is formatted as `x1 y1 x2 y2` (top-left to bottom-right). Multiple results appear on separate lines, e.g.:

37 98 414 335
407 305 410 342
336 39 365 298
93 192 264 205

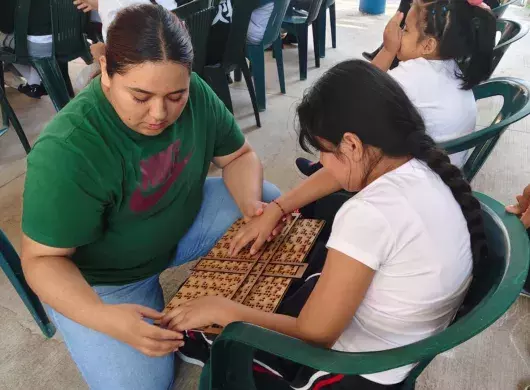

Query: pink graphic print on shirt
130 139 192 213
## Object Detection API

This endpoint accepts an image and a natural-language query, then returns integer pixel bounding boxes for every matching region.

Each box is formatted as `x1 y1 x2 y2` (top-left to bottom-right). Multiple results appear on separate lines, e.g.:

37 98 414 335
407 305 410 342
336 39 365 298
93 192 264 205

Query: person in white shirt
160 60 487 389
296 0 496 174
372 0 496 166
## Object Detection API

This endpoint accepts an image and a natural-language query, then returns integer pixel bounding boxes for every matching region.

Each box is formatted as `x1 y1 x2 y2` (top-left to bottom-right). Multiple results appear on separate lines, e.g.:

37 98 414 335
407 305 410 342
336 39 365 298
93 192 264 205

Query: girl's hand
383 12 404 55
160 296 239 331
97 304 184 357
506 184 530 228
229 203 286 256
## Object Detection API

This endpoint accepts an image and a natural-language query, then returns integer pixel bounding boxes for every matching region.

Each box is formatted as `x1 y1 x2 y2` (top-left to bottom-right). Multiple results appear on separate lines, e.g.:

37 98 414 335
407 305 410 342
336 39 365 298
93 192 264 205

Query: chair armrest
440 77 530 154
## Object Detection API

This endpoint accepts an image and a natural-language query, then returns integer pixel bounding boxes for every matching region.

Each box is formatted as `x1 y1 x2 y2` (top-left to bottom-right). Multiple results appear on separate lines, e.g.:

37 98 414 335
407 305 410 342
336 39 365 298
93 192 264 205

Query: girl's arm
372 47 397 72
228 166 343 255
161 249 375 347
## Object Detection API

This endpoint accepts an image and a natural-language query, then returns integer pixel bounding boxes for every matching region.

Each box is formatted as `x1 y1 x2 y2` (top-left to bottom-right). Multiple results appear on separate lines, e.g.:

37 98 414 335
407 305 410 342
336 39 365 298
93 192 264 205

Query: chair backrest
306 0 326 24
491 0 519 19
492 19 529 72
221 0 259 70
13 0 90 62
174 0 216 76
260 0 291 49
0 230 55 338
51 0 90 60
439 77 530 182
203 193 530 390
404 192 530 386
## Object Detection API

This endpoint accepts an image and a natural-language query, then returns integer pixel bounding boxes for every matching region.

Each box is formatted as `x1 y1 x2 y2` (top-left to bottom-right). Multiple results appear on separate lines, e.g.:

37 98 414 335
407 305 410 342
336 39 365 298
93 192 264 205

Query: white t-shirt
327 159 472 385
388 58 477 167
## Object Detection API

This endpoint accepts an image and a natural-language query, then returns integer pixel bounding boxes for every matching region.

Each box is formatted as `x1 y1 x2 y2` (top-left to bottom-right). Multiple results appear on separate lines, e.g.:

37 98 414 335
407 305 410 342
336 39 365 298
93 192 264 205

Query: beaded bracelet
272 199 287 216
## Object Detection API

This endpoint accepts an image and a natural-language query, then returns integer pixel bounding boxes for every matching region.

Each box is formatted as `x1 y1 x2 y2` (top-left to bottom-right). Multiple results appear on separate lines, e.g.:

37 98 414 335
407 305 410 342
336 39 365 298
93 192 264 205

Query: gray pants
1 32 53 85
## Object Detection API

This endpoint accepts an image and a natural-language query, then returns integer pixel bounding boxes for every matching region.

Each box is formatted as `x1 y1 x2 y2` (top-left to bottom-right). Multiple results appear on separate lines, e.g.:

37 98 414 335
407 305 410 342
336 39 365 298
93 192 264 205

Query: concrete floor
1 1 530 389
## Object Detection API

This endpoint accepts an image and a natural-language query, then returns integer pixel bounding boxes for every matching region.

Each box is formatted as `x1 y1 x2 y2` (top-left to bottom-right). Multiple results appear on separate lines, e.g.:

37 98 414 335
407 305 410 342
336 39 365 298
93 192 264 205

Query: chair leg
248 46 267 112
312 21 321 69
240 58 261 127
1 94 31 154
330 3 337 49
272 37 286 95
0 252 56 338
203 65 234 113
234 67 242 82
318 6 327 58
0 63 8 129
31 58 71 112
58 61 75 98
296 24 309 81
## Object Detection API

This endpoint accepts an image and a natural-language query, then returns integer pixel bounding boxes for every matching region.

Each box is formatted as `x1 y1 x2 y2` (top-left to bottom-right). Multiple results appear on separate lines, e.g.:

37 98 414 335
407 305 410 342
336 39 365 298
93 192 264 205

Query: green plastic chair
491 0 519 18
440 77 530 182
203 0 262 127
0 0 92 112
245 0 291 111
492 19 529 72
174 0 216 77
196 192 530 390
0 230 56 338
0 65 31 154
317 0 336 58
282 0 325 80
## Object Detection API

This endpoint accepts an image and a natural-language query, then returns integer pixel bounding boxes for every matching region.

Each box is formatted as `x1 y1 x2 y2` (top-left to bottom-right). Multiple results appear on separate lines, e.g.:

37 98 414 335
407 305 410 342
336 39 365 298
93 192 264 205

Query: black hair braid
407 132 487 268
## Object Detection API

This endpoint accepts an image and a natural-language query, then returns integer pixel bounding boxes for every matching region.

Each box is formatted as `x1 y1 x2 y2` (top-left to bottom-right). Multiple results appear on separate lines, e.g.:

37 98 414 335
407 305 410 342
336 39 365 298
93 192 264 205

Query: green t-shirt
22 73 245 286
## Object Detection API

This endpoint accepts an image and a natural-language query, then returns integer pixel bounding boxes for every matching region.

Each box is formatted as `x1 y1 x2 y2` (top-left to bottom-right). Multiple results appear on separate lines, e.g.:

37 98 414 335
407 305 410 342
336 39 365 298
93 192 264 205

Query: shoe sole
176 351 205 368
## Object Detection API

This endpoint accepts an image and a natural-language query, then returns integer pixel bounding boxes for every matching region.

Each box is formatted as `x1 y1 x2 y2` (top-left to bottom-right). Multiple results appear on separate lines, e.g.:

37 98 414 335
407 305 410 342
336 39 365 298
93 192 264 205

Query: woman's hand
73 0 98 12
230 203 287 256
242 200 267 222
160 296 239 331
383 12 404 55
97 304 184 357
506 184 530 228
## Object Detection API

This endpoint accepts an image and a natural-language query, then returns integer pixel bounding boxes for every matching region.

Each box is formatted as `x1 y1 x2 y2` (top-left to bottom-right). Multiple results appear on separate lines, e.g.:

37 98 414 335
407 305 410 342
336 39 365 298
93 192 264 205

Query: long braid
407 132 487 268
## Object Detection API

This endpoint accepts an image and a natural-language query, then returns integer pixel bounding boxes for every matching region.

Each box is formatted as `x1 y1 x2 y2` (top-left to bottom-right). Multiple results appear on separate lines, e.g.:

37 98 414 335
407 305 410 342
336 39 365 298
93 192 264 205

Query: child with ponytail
373 0 496 166
296 0 496 175
161 60 487 389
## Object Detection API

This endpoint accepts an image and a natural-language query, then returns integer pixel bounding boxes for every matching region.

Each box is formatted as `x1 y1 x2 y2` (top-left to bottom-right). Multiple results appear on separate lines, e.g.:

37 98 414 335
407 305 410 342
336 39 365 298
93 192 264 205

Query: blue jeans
47 178 281 390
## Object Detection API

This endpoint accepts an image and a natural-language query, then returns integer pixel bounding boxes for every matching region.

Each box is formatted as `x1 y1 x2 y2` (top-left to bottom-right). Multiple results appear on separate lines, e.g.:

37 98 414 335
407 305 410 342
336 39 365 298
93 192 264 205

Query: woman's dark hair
298 60 486 270
105 4 193 77
415 0 496 90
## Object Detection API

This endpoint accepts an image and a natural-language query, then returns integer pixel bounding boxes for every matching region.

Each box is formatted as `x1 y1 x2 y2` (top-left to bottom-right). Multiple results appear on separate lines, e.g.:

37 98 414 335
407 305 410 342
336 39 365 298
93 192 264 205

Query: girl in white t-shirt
373 0 496 166
296 0 496 174
161 60 487 389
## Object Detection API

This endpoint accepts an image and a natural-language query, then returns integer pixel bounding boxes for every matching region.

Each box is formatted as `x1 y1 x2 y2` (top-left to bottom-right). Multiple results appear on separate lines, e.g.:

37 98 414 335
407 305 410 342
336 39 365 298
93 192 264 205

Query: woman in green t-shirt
20 4 280 389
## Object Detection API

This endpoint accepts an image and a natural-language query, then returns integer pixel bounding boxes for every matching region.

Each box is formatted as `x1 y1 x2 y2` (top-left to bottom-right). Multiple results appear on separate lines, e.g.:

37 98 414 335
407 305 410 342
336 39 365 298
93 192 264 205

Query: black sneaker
295 158 323 177
362 51 376 61
176 330 212 367
17 83 48 99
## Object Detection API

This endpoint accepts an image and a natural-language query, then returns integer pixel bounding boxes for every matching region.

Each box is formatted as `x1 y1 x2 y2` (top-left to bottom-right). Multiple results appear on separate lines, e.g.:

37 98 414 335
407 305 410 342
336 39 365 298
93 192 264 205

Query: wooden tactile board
164 215 324 333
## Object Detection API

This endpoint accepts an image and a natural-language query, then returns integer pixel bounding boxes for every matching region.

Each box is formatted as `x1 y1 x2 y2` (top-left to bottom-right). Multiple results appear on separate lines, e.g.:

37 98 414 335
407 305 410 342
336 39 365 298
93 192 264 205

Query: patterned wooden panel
163 216 325 333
